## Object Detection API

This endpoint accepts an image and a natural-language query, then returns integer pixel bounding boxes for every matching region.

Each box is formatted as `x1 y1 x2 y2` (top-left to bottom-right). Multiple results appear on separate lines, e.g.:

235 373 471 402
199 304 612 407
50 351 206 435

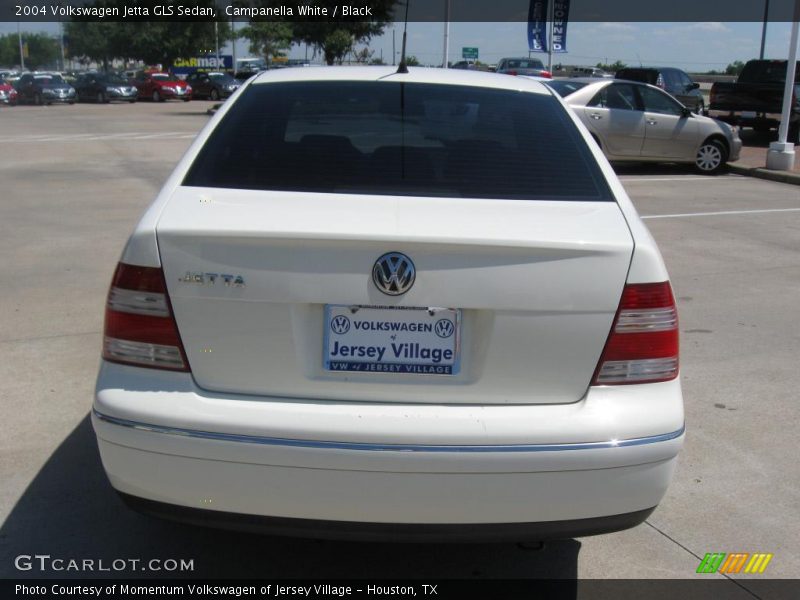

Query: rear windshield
739 61 800 84
183 81 612 201
504 59 545 69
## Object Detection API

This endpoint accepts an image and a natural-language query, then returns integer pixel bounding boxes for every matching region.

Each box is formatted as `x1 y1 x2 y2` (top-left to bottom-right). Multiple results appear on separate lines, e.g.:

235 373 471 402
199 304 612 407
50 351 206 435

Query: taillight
507 70 518 76
102 263 189 371
592 282 678 385
540 70 552 79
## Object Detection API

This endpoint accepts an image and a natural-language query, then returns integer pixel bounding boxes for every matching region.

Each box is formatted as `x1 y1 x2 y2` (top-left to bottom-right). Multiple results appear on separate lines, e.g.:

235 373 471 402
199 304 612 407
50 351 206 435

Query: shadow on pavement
0 415 580 585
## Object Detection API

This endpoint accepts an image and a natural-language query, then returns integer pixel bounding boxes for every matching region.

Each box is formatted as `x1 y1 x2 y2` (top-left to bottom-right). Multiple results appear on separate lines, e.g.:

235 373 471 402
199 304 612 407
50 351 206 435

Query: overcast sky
1 21 795 71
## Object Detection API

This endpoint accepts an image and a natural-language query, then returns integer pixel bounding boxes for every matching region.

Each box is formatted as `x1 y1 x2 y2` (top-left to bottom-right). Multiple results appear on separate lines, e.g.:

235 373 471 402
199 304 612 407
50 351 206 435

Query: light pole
442 0 450 68
760 0 770 60
765 0 800 170
18 21 25 71
215 21 220 69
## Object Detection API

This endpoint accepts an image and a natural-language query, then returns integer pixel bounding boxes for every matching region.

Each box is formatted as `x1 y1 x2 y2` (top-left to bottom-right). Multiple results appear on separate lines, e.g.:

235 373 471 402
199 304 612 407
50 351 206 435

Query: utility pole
59 23 66 71
760 0 770 59
765 0 800 170
214 21 220 70
18 22 25 71
392 27 396 66
546 0 554 72
231 18 237 73
442 0 450 68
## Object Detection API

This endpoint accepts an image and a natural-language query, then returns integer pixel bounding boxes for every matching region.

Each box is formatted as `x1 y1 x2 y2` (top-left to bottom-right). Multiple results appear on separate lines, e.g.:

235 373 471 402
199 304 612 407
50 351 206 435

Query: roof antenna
396 0 411 74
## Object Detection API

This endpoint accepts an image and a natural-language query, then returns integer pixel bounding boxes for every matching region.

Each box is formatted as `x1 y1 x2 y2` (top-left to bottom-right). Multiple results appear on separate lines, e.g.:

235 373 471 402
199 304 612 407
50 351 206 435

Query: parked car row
0 69 247 106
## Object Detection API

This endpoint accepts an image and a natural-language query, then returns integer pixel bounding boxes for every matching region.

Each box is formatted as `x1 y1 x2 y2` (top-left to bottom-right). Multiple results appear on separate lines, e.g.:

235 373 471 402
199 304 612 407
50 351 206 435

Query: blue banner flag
528 0 549 53
551 0 571 53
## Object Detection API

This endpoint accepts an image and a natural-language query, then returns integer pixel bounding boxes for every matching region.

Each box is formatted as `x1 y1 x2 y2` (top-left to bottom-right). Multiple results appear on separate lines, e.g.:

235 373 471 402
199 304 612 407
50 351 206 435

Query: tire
210 88 219 101
183 98 191 102
152 90 161 102
695 139 728 174
97 91 106 104
129 99 136 104
33 92 42 106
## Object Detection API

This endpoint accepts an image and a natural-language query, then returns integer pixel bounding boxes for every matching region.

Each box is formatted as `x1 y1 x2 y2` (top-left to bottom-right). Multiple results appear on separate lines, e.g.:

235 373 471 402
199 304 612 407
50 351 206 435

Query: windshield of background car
183 81 612 201
546 80 588 97
103 74 128 84
210 74 235 84
150 74 171 81
35 76 63 85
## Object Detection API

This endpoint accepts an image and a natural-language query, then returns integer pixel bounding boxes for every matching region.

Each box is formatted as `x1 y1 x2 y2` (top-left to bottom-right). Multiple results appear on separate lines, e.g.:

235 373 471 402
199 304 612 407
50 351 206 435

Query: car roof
251 66 551 95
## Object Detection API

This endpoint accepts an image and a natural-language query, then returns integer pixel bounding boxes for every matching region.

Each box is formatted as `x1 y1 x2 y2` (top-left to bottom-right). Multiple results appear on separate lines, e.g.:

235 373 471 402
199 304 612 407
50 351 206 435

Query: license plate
324 305 461 375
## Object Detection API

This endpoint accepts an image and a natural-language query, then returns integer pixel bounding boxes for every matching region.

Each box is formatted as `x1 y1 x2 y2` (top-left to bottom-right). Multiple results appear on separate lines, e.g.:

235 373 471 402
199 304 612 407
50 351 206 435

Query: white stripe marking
642 208 800 219
619 176 741 182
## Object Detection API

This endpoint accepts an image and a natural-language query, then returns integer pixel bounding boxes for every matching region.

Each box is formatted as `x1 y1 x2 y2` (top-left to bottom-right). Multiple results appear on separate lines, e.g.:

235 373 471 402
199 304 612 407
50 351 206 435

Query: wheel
210 88 219 101
152 90 161 102
97 91 106 104
182 97 191 102
695 139 728 174
129 99 136 104
33 92 42 106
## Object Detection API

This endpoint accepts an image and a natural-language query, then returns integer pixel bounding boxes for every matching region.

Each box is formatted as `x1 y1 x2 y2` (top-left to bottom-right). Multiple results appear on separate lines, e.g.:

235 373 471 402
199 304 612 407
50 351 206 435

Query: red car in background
132 72 192 102
0 76 18 105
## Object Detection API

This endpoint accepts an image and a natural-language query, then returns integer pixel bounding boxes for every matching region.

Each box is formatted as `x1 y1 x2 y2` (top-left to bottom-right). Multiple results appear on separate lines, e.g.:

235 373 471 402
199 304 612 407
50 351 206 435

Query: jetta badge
372 252 416 296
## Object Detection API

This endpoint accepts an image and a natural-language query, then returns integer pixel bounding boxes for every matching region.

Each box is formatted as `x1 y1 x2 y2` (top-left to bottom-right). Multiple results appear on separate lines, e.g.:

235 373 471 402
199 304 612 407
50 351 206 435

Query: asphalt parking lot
0 101 798 592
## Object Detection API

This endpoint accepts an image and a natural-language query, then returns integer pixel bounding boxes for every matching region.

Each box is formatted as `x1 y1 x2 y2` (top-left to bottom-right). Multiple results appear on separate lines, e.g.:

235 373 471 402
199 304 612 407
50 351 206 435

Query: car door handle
589 113 603 120
647 119 658 125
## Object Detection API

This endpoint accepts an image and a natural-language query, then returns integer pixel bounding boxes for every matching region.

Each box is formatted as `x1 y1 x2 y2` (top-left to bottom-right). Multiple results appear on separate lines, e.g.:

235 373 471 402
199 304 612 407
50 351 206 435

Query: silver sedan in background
548 78 741 174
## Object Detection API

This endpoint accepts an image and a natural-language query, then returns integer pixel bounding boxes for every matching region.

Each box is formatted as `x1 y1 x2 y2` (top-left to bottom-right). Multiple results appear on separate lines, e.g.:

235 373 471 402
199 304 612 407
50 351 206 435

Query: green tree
71 0 230 70
239 22 293 64
405 54 420 66
6 32 60 70
285 1 399 65
596 60 626 73
725 61 746 76
123 20 231 71
64 22 125 71
0 34 19 67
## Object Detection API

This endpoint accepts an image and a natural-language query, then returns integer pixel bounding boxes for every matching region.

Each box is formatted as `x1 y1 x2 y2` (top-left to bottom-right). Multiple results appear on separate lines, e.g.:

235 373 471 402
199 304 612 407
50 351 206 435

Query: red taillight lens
540 70 552 79
507 70 518 76
592 282 679 385
102 263 189 371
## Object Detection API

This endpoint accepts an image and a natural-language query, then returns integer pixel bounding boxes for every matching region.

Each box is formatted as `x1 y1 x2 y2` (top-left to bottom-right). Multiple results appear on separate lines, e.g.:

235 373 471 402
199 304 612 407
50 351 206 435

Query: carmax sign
173 55 233 75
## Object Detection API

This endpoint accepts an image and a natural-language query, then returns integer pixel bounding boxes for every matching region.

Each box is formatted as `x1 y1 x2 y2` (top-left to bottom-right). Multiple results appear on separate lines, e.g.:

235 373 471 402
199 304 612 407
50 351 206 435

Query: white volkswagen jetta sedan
93 67 684 541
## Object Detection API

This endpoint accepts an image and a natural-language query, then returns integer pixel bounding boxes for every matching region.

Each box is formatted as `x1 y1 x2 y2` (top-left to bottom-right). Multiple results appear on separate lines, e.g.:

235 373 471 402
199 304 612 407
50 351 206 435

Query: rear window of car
183 81 612 201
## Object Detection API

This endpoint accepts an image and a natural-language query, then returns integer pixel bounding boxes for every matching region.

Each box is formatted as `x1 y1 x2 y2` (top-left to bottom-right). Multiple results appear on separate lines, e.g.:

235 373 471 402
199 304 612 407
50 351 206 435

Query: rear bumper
118 492 656 542
93 361 684 537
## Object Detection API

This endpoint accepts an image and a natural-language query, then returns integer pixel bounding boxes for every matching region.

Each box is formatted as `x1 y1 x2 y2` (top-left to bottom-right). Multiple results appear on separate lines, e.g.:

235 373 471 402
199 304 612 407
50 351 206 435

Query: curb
728 162 800 186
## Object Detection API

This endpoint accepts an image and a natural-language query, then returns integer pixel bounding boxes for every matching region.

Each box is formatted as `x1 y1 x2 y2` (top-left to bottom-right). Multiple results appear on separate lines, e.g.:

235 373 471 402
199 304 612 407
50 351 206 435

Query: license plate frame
323 305 462 376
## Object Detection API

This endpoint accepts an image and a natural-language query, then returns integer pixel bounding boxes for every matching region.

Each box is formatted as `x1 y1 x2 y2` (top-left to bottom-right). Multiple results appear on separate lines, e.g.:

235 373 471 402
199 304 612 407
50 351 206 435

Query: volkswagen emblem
372 252 416 296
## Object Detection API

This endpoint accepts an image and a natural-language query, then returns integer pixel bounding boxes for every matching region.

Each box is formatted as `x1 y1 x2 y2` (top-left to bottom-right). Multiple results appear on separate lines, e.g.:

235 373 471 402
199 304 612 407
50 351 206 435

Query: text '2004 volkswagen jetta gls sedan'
93 67 684 542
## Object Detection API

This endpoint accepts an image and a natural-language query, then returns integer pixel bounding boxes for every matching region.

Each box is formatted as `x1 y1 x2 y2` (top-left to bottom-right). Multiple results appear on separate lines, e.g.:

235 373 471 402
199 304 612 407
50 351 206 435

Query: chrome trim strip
93 409 685 454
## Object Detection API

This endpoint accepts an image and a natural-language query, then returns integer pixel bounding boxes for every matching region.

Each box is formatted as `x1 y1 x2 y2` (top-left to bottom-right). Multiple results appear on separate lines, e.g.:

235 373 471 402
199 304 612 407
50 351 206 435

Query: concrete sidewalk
728 131 800 185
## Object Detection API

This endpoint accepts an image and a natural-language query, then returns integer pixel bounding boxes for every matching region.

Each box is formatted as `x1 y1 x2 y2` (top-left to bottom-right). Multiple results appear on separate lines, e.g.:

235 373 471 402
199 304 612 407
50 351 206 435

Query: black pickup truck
709 59 800 139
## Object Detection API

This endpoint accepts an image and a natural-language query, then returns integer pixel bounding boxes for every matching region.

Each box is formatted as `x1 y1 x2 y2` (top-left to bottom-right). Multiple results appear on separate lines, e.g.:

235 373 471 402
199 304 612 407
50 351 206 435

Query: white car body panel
157 189 633 404
96 67 684 535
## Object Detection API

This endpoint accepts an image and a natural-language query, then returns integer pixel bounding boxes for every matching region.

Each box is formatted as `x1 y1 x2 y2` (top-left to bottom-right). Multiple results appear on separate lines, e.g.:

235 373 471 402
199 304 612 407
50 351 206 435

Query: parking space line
641 208 800 219
619 176 742 182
